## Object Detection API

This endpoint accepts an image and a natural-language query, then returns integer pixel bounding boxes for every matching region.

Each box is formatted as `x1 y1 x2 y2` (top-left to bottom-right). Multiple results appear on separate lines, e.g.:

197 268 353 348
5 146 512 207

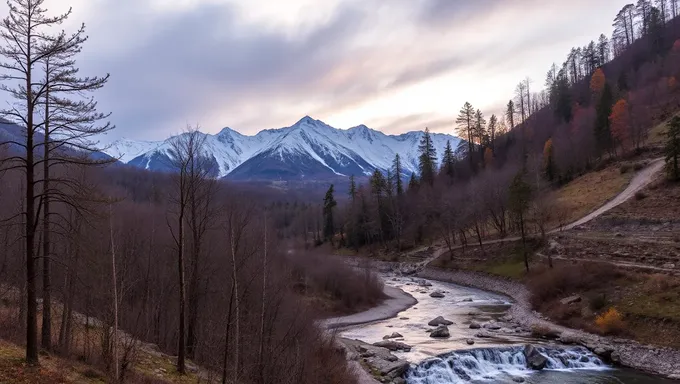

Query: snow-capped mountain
107 116 463 181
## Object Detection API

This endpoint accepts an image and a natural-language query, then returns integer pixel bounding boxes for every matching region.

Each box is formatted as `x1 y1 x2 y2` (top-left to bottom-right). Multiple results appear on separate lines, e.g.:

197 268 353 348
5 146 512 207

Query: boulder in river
429 325 450 338
429 291 445 298
483 322 502 330
466 339 475 345
428 316 454 326
383 332 403 340
469 321 482 329
373 340 412 352
523 344 548 370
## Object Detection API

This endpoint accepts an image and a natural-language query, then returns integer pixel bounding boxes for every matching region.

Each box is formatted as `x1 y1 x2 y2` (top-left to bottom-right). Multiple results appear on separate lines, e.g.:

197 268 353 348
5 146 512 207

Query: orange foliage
595 307 626 335
543 138 553 163
590 68 606 94
674 39 680 52
670 77 677 90
484 147 494 168
610 99 631 152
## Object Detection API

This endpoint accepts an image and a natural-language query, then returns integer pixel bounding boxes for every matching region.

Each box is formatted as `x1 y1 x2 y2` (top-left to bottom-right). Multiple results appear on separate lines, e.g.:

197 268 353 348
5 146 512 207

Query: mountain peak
294 115 316 126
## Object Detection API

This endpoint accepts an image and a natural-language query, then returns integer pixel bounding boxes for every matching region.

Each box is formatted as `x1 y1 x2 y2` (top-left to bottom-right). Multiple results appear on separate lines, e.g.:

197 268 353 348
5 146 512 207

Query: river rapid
340 275 676 384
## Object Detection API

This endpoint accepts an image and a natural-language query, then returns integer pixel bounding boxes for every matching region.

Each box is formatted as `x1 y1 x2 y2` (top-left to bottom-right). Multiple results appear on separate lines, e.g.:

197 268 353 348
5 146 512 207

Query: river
339 275 676 384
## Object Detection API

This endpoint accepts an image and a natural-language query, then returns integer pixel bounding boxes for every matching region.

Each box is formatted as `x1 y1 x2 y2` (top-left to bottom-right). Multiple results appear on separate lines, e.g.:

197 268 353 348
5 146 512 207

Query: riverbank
416 267 680 380
323 285 417 330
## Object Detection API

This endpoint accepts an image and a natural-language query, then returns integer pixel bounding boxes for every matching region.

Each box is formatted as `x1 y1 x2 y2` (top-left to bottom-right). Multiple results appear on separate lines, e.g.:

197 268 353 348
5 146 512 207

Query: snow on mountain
109 116 463 181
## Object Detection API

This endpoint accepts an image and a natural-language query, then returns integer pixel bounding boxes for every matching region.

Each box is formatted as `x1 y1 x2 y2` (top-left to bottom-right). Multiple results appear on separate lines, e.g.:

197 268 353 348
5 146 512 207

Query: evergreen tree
474 109 487 146
456 102 476 169
488 114 498 151
441 140 456 179
348 175 357 203
392 154 404 196
418 128 437 185
408 173 419 191
665 116 680 181
322 185 337 244
509 172 532 272
595 83 614 155
551 72 572 123
506 100 516 130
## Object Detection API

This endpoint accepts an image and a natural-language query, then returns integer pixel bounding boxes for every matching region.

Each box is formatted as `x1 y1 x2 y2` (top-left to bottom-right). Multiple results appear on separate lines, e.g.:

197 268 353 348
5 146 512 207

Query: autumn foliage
610 99 631 152
674 39 680 52
595 307 626 335
590 68 606 94
484 148 494 168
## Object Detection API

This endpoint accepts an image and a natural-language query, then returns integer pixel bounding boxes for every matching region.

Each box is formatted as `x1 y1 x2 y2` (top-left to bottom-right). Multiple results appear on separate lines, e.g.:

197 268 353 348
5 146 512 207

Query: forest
1 0 680 384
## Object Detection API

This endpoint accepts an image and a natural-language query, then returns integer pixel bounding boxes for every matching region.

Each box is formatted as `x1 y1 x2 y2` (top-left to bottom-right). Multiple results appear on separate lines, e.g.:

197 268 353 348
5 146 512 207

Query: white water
405 346 606 384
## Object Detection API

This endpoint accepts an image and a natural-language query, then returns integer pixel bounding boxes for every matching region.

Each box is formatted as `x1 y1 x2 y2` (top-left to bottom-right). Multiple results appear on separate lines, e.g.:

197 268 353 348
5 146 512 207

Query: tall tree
348 175 357 202
509 172 532 272
506 100 516 130
543 138 556 181
515 82 527 123
0 0 111 364
456 102 476 169
665 116 680 181
322 184 337 243
488 114 498 152
597 34 610 65
441 140 456 179
610 99 632 154
417 128 437 185
474 109 487 147
614 4 636 47
391 155 403 196
168 129 207 374
636 0 653 36
595 83 614 155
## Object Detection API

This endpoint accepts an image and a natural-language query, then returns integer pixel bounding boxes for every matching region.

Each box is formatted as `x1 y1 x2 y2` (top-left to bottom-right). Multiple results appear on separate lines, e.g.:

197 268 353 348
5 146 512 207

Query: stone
469 321 481 329
610 351 621 364
615 233 624 238
475 331 492 338
462 298 473 302
466 339 475 345
429 291 445 298
385 355 398 362
365 357 410 379
428 316 454 326
429 325 450 338
560 295 582 305
523 344 548 370
373 340 412 352
393 378 407 384
512 377 526 383
416 279 432 287
383 332 403 340
663 263 676 269
484 323 502 330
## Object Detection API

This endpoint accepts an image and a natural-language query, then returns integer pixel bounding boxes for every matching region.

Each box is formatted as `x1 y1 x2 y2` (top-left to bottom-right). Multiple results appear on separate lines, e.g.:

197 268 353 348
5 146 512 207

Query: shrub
634 191 647 200
531 324 561 339
588 293 608 311
633 162 645 171
595 307 626 335
619 164 631 174
528 263 623 307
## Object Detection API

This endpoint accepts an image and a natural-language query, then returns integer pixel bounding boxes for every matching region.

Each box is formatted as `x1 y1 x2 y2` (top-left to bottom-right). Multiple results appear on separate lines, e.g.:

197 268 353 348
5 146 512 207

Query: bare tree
167 128 207 374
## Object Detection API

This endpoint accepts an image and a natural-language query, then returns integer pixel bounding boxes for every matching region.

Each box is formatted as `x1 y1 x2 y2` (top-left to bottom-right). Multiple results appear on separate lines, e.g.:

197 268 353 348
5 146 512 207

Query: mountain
107 116 463 181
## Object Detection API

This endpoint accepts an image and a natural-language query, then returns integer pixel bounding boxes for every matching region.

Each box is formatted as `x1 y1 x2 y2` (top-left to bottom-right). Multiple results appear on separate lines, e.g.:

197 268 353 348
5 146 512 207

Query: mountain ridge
106 116 464 181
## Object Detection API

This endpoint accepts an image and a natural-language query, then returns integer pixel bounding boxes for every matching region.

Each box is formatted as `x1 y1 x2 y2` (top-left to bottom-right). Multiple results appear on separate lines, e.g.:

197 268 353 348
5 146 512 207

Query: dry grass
647 112 680 147
547 165 634 227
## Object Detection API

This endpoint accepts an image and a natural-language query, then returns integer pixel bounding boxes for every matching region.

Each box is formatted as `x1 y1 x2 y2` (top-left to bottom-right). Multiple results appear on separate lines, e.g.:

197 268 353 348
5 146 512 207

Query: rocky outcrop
427 316 453 326
559 295 582 305
429 290 445 298
383 332 403 340
372 340 412 352
341 338 410 383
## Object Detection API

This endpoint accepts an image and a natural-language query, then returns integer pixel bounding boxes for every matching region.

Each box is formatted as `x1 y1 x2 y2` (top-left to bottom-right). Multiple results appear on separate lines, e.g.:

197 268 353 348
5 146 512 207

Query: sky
6 0 631 140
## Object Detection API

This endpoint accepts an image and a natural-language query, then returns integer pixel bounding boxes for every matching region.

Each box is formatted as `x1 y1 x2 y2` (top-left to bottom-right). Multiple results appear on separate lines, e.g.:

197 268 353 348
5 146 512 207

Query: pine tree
456 102 476 169
392 154 403 196
488 114 498 151
506 100 516 130
543 138 555 181
323 185 337 244
441 140 456 179
474 109 487 146
418 128 437 185
595 83 614 155
348 175 357 203
408 173 419 191
665 116 680 181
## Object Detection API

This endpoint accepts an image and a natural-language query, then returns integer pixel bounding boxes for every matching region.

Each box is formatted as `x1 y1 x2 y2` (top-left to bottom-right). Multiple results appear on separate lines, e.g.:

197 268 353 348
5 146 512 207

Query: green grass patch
619 285 680 322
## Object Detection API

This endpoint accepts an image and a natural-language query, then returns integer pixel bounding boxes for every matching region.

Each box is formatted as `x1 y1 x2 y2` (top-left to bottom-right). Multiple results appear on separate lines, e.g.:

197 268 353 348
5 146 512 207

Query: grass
647 112 679 147
479 259 528 280
547 164 634 227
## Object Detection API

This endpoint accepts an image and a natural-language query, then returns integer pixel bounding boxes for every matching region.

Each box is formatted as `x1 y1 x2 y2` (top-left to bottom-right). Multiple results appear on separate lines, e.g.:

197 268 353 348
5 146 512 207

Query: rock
512 377 526 383
429 325 450 338
416 279 432 287
469 321 481 329
428 316 454 326
373 340 412 352
610 351 621 364
361 351 376 358
615 233 624 238
484 323 502 330
385 355 398 362
560 295 582 305
466 339 475 345
663 263 676 269
399 317 410 320
383 332 403 340
393 379 407 384
365 357 410 379
523 344 548 370
559 334 581 345
475 331 492 338
429 291 445 298
462 298 473 302
593 346 614 359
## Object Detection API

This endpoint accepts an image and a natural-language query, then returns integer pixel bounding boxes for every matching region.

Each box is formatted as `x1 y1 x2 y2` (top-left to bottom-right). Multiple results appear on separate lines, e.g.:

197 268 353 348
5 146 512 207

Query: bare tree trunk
221 281 235 384
25 63 38 365
230 226 240 383
258 215 267 382
41 71 52 352
109 203 119 382
177 212 187 374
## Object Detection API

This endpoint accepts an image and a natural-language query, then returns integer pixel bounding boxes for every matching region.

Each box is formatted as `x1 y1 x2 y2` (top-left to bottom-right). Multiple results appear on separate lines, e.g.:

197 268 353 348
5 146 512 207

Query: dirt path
560 158 664 230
